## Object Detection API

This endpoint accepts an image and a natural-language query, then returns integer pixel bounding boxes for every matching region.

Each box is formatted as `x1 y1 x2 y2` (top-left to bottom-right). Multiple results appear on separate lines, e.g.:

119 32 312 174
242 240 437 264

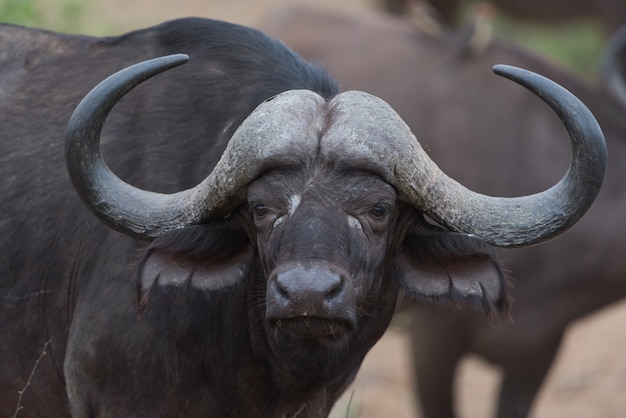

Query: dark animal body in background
380 0 626 33
0 15 606 418
262 6 626 418
602 24 626 106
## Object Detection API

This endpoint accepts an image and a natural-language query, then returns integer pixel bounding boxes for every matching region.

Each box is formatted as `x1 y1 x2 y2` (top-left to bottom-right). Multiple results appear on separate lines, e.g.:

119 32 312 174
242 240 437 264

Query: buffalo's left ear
394 221 511 315
137 218 253 312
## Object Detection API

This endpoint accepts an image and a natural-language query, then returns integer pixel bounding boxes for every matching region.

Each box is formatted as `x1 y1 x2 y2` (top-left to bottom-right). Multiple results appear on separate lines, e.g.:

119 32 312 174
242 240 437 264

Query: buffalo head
65 54 606 380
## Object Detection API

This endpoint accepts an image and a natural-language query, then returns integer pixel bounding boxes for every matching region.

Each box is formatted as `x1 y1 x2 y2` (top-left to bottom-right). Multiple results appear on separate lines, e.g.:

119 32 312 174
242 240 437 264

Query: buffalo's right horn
65 54 323 240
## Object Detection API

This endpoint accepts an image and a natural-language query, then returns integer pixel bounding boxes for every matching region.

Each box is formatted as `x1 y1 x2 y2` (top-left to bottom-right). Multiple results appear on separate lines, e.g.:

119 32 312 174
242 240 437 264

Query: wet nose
275 267 343 301
266 266 355 322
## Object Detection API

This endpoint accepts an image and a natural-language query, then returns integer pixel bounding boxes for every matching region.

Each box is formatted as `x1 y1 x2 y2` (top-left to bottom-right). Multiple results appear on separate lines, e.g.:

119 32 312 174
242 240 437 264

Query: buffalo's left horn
325 66 606 247
65 54 324 240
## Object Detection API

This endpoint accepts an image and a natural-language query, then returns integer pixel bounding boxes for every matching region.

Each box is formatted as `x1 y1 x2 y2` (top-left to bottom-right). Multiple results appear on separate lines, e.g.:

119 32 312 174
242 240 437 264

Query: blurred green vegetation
0 0 89 33
443 0 612 79
0 0 41 25
491 14 606 79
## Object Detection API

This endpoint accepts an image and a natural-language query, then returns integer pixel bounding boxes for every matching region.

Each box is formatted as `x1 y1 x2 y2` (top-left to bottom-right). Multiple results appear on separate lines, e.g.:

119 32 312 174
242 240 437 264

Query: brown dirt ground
71 1 626 417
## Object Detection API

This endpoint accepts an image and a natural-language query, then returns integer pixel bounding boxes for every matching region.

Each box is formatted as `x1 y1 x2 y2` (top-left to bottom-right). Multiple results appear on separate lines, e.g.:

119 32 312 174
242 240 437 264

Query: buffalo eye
253 204 269 219
369 205 388 220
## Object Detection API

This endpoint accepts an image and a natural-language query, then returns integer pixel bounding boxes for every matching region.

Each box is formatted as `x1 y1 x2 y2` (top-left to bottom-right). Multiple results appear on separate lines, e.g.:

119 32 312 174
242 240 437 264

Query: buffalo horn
65 54 323 240
67 55 607 248
324 65 606 248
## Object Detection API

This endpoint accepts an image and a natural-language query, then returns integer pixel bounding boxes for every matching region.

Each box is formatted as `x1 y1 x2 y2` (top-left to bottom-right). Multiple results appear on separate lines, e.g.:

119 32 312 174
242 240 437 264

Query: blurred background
0 0 609 77
2 0 624 417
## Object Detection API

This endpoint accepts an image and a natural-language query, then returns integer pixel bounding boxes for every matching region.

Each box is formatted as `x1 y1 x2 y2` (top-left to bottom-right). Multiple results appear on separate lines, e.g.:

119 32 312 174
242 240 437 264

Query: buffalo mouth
267 316 356 376
268 316 355 341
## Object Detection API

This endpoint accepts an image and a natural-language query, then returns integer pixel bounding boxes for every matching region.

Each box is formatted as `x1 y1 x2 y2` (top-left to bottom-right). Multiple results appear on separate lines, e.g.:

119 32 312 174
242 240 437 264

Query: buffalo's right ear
394 218 511 315
137 218 253 312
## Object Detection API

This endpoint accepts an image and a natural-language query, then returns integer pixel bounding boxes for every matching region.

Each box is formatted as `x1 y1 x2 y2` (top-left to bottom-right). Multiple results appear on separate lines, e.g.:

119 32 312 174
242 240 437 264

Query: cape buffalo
0 16 606 418
262 6 625 418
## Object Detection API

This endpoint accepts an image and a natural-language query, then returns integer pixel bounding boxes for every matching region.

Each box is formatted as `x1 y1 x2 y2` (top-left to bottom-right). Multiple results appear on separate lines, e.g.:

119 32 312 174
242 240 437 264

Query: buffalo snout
266 265 357 335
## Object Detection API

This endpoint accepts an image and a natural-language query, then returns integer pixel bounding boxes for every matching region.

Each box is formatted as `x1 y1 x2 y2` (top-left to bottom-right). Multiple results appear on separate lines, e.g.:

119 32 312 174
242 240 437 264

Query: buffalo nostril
274 275 290 299
275 267 344 301
324 279 343 301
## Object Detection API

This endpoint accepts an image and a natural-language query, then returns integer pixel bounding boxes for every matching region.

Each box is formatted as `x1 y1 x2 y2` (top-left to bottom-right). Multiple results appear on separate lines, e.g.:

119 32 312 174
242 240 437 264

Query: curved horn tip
141 54 190 72
159 53 190 66
491 64 529 80
104 55 191 80
491 64 562 94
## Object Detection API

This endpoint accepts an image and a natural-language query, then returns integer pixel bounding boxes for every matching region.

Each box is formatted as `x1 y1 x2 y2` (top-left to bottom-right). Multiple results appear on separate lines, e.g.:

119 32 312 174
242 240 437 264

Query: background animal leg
408 310 467 418
494 330 564 418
